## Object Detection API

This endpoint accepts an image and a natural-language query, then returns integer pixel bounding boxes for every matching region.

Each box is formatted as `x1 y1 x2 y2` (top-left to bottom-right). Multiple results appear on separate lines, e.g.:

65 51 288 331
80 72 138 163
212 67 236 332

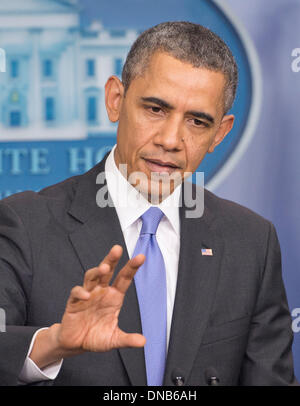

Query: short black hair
122 21 238 113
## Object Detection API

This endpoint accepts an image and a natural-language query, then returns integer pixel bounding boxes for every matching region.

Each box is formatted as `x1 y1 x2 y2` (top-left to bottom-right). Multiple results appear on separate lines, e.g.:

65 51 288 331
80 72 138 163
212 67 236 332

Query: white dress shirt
19 145 181 383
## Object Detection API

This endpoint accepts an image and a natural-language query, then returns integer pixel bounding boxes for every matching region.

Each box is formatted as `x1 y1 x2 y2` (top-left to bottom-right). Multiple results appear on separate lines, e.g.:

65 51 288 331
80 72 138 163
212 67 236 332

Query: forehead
127 52 226 115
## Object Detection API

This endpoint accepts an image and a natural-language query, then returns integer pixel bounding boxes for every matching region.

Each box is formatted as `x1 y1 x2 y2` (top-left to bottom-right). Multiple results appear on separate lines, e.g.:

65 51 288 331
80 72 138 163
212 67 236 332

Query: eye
150 106 162 114
193 118 205 126
191 118 209 128
144 105 164 117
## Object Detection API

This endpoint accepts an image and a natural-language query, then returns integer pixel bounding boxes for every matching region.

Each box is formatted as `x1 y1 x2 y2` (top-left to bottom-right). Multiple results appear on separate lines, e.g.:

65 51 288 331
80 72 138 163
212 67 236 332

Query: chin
141 178 180 204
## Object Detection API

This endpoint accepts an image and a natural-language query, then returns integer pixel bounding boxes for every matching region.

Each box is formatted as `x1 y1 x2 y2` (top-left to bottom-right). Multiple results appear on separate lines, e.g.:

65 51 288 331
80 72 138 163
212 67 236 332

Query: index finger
84 245 123 290
100 244 123 269
112 254 145 294
96 244 124 286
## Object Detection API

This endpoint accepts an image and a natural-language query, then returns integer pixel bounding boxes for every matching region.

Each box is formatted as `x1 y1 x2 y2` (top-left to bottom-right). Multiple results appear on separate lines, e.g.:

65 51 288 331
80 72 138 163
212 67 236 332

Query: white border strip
206 0 263 191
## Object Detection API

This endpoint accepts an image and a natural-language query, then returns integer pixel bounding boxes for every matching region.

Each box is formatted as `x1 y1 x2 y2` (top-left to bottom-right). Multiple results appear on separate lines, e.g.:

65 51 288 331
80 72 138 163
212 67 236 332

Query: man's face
105 52 234 200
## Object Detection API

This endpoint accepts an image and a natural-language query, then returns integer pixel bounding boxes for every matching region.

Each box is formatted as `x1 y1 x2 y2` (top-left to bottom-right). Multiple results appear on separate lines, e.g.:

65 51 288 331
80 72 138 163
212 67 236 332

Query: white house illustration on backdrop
0 0 138 141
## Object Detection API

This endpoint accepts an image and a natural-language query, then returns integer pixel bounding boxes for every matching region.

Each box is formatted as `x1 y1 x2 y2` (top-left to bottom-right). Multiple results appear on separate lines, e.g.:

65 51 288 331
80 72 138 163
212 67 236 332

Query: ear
208 114 235 153
105 75 124 122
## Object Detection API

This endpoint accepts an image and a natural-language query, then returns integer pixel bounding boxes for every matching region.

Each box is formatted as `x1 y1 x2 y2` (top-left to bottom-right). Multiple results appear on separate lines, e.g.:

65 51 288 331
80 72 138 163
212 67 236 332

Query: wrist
29 324 84 370
49 323 85 360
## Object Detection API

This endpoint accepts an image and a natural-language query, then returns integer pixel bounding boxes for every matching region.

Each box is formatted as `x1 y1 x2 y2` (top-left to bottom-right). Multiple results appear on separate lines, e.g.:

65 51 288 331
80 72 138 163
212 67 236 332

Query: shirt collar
105 145 181 235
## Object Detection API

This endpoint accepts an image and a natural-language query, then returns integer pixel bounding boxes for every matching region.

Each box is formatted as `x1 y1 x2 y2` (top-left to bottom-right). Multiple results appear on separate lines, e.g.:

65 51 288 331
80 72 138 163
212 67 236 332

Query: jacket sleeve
239 222 297 385
0 200 45 385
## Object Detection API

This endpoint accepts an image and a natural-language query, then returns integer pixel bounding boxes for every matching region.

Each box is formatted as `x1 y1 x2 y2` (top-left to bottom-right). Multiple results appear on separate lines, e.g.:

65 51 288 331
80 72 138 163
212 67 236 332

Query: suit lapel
67 156 147 386
163 186 224 385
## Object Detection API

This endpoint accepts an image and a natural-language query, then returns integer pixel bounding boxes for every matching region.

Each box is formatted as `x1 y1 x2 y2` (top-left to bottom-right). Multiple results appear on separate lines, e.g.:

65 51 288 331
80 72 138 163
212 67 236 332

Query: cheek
185 151 204 173
118 110 157 162
134 110 158 134
184 136 214 172
129 111 159 148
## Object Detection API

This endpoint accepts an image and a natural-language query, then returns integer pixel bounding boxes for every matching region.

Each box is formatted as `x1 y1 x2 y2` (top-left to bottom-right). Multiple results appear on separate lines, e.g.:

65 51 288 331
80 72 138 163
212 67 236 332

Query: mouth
142 158 181 174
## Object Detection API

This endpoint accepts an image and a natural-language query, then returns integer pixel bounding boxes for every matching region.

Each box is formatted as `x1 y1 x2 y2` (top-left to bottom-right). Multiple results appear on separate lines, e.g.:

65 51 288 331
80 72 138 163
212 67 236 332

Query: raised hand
29 245 146 369
57 245 146 352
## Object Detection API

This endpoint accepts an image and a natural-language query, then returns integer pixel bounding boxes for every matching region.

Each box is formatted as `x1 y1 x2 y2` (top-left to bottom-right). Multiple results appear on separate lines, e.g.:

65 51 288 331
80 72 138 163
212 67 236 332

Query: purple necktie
133 207 167 386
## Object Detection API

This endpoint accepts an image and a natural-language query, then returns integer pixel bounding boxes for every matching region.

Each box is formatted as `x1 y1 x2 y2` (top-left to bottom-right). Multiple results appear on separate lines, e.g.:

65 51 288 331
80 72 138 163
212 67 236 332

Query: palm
61 286 125 351
57 245 146 353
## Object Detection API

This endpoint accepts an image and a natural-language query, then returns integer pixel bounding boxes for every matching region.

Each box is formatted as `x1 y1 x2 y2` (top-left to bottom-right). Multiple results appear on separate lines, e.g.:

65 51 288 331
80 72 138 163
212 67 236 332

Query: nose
153 115 183 151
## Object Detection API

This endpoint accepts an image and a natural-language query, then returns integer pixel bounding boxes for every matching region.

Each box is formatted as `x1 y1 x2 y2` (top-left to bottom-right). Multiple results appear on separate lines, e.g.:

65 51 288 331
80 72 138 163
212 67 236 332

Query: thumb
115 330 146 348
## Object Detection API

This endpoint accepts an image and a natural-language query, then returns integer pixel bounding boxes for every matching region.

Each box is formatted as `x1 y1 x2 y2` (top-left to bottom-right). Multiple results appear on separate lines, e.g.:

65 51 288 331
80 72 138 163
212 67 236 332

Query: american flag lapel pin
201 248 213 256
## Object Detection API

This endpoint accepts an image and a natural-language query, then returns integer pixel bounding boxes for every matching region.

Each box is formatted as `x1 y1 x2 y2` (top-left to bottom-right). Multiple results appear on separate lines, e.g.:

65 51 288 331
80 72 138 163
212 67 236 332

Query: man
0 22 296 386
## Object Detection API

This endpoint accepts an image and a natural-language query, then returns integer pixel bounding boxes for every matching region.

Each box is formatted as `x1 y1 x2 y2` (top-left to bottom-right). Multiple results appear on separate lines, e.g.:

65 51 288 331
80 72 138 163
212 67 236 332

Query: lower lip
143 159 179 174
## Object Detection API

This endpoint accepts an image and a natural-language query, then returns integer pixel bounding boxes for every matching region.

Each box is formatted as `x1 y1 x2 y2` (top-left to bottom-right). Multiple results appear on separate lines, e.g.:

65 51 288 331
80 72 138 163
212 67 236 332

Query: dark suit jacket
0 154 296 386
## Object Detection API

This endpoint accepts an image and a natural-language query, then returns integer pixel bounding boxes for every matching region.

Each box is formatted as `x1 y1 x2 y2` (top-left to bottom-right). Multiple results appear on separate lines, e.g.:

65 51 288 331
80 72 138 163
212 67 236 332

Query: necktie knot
141 207 164 235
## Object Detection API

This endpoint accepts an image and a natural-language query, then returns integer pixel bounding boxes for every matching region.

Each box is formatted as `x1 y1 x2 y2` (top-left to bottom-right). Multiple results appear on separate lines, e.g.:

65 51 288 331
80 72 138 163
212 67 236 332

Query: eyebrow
141 97 172 110
141 96 215 124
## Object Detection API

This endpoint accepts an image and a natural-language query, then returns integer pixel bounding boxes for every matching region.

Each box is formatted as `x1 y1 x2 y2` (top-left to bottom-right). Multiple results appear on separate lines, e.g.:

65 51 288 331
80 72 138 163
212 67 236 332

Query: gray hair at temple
122 21 238 114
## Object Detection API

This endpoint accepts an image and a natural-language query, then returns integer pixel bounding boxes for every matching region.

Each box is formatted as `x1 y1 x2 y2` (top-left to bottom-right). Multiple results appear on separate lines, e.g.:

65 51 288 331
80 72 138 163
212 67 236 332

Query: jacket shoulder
1 174 79 216
203 188 274 242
